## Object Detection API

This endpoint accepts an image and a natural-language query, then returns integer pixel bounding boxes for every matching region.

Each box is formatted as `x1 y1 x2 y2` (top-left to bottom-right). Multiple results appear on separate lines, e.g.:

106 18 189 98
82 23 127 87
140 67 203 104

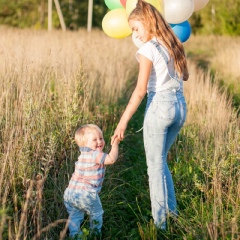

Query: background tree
190 0 240 35
0 0 39 28
0 0 239 35
0 0 107 30
60 0 107 30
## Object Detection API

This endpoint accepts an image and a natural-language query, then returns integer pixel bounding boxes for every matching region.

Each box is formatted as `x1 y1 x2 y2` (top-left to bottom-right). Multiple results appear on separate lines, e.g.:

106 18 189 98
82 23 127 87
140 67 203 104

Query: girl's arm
111 54 152 144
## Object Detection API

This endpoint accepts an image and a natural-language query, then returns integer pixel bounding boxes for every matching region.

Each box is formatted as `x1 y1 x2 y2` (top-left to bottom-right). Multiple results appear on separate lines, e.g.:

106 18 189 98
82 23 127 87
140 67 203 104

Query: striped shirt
67 147 107 193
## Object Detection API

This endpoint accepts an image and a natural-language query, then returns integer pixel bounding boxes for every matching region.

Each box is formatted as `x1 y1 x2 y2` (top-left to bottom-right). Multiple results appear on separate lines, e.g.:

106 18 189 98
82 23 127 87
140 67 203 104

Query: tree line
0 0 239 35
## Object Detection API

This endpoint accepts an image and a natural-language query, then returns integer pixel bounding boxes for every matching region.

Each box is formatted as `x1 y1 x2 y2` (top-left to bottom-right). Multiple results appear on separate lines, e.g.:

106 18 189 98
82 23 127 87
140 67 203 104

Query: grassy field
0 28 239 239
184 35 240 108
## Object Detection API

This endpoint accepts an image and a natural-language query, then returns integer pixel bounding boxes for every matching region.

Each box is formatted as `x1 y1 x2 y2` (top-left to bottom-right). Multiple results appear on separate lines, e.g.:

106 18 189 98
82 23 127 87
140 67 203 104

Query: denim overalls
143 40 187 230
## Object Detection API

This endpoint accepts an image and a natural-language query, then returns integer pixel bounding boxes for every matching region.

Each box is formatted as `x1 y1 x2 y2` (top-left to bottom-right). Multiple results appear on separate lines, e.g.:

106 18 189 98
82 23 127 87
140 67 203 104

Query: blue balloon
170 21 191 43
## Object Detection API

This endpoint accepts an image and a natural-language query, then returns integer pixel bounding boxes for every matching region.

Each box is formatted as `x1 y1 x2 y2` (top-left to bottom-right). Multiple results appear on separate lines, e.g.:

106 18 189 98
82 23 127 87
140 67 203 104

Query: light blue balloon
170 21 191 43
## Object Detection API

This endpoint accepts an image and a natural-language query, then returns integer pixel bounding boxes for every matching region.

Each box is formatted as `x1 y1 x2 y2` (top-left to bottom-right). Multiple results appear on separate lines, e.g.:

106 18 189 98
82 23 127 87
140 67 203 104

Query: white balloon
164 0 194 24
132 33 145 48
193 0 209 12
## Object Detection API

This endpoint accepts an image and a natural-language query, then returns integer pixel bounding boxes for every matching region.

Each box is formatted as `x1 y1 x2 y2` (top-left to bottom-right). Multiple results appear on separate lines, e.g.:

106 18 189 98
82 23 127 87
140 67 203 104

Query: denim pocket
155 101 175 121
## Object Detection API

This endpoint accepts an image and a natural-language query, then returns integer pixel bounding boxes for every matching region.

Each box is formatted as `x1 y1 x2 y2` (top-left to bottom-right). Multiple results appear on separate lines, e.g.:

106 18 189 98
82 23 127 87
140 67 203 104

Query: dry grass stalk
15 180 34 240
32 219 68 240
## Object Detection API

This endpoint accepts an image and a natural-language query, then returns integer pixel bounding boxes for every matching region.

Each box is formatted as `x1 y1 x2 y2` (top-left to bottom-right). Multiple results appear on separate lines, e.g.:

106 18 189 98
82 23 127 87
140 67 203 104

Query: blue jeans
143 90 187 229
63 188 103 237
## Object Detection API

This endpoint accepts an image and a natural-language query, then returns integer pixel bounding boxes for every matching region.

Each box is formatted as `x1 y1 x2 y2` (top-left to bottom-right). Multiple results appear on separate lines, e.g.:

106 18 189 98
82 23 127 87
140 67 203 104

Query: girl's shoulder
135 41 156 62
139 40 156 51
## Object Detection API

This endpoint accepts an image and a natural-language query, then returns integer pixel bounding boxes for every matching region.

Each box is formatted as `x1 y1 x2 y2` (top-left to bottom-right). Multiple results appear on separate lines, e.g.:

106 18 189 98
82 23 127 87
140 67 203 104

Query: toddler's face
86 130 105 152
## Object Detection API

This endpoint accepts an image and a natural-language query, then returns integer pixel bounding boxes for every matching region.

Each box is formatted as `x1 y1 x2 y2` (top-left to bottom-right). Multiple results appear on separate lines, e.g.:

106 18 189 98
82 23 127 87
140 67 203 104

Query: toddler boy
64 124 120 238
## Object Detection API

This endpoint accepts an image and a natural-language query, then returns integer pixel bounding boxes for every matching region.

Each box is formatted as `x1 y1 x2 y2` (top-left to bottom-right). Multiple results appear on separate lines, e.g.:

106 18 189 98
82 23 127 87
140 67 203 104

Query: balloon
104 0 124 10
164 0 194 24
132 33 145 48
126 0 163 15
170 21 191 43
102 9 132 39
193 0 209 12
120 0 127 8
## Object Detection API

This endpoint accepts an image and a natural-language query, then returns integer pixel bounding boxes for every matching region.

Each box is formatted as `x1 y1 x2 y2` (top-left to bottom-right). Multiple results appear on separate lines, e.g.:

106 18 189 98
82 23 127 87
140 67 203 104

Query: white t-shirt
136 38 183 93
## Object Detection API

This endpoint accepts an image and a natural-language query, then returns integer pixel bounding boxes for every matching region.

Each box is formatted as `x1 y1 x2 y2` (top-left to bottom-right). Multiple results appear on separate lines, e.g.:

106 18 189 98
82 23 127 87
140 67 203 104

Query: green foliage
0 0 39 28
189 12 203 35
190 0 240 35
60 0 108 30
0 0 108 30
0 0 240 35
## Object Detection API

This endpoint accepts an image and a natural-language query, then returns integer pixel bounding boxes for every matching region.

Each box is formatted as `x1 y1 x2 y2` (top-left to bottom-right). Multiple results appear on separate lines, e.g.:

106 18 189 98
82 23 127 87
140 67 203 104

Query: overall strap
150 40 179 80
150 40 169 64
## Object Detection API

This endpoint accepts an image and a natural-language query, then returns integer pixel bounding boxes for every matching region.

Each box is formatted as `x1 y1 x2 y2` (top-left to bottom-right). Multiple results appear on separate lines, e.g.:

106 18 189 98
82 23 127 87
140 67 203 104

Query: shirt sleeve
93 151 108 165
135 42 154 63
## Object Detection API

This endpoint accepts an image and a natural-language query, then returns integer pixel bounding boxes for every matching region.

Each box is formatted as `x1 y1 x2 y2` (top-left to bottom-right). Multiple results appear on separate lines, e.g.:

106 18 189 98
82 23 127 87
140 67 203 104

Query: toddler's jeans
64 188 103 237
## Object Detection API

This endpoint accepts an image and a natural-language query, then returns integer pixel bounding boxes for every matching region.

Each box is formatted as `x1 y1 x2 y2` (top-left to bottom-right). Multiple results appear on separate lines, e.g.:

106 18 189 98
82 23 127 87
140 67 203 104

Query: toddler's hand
111 137 120 145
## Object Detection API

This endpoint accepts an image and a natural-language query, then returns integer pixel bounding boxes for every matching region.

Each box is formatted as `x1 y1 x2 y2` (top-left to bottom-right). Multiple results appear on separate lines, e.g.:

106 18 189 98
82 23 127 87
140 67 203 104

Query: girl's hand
111 123 127 144
111 137 120 145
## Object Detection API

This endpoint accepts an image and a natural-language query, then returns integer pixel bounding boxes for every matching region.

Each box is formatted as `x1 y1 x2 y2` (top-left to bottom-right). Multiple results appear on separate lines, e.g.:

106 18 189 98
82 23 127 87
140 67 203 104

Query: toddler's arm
104 138 120 165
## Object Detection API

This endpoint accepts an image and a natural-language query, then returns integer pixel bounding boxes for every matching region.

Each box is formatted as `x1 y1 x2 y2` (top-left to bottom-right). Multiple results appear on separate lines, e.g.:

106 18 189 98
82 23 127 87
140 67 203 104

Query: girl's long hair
129 0 189 81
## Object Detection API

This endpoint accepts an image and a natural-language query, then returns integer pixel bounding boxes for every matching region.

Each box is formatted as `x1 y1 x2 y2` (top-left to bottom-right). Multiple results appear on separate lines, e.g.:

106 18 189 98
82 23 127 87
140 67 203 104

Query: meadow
0 27 239 239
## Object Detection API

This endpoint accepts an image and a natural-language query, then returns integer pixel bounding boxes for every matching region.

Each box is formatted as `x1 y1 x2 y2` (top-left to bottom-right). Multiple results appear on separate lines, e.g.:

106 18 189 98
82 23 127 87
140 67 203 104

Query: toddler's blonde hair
75 124 102 147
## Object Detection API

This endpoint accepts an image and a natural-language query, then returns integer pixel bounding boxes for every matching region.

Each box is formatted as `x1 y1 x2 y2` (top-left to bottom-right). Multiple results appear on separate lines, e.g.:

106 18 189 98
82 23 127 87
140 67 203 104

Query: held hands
111 123 127 145
111 137 120 145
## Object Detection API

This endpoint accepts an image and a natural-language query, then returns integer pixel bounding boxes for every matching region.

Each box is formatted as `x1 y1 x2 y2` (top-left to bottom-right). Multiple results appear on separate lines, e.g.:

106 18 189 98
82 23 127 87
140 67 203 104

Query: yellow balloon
102 9 132 39
126 0 163 15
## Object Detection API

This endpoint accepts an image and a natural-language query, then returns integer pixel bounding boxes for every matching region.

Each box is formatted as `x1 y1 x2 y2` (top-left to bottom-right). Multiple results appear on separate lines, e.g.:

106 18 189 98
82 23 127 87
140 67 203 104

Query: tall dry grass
185 62 235 138
176 61 240 239
0 28 239 239
0 27 137 239
184 35 240 98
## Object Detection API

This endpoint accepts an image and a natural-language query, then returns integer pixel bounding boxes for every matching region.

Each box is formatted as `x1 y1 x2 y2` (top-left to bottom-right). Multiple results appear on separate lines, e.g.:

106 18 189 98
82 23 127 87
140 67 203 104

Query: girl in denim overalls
111 0 189 230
